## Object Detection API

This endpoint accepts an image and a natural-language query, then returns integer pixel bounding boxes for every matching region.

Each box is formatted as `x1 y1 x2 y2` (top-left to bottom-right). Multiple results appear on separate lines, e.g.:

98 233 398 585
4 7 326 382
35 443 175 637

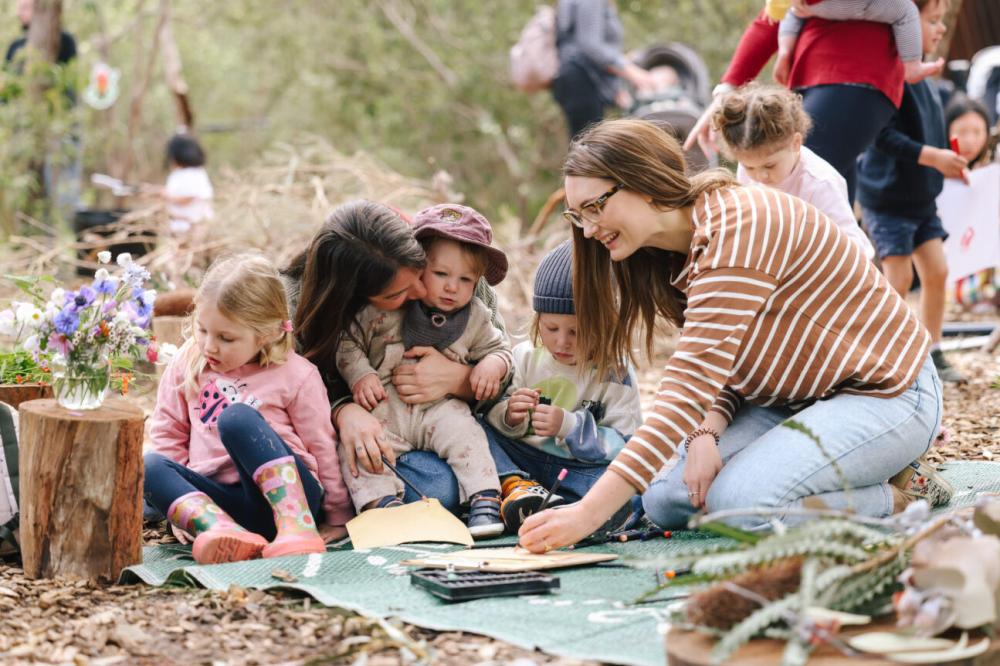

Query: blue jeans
643 356 942 531
395 450 462 513
482 422 609 503
143 404 325 539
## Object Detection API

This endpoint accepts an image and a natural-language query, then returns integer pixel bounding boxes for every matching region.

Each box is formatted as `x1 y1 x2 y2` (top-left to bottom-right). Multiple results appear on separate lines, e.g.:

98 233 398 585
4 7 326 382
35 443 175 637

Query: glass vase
52 364 110 410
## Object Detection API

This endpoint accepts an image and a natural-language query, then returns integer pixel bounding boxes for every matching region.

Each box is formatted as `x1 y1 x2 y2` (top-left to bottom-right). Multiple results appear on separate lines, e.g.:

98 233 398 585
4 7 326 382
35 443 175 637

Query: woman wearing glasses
518 118 948 552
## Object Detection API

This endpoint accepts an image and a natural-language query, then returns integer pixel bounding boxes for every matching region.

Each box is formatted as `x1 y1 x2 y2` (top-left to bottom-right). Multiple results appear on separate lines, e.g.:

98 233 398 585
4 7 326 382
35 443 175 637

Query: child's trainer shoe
499 477 565 532
890 456 954 508
467 490 504 539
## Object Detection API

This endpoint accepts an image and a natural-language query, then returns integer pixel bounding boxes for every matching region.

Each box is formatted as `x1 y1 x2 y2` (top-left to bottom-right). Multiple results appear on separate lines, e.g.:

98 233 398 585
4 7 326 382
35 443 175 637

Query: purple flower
94 276 118 295
54 308 80 335
73 285 96 309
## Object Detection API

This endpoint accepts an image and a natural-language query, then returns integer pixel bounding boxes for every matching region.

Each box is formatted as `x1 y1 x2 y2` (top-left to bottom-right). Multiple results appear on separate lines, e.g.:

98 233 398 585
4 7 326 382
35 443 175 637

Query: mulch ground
2 348 997 666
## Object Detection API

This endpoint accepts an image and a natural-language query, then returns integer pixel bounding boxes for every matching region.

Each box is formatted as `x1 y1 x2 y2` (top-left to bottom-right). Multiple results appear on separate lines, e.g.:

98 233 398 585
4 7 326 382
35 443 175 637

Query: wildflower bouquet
0 251 157 409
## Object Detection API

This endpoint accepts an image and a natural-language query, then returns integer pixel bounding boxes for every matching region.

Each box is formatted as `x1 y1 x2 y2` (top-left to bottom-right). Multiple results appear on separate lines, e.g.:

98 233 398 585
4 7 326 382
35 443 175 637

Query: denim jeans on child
642 356 942 531
144 403 325 539
481 421 611 503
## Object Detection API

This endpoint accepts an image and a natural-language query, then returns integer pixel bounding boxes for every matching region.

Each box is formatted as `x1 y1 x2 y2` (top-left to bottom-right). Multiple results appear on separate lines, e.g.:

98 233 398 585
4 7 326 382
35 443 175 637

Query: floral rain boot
168 491 267 565
253 456 326 558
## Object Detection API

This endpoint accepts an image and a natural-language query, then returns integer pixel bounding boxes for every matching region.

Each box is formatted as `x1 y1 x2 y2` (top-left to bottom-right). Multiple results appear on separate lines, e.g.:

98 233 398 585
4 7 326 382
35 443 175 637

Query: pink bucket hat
412 203 509 285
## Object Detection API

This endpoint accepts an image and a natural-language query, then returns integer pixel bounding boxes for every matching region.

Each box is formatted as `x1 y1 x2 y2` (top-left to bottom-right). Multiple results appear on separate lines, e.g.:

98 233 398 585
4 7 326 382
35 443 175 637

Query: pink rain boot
167 491 267 565
253 456 326 558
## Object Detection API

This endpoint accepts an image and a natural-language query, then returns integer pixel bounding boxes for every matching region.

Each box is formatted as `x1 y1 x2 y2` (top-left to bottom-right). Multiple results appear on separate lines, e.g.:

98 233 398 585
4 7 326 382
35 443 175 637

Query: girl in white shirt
712 83 875 260
163 134 214 234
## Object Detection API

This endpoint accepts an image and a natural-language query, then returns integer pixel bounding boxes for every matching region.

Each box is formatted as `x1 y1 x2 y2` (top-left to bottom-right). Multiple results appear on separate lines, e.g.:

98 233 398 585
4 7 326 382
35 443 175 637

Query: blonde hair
182 252 293 395
564 118 735 378
712 83 812 157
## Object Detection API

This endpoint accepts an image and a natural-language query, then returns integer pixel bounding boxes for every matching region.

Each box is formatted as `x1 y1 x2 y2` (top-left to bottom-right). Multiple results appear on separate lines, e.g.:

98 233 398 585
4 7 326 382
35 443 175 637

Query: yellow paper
346 497 473 549
401 546 617 572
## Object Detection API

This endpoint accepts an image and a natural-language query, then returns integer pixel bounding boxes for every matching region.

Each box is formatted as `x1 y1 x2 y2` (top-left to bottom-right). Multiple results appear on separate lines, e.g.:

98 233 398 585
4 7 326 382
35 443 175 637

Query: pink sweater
149 349 353 526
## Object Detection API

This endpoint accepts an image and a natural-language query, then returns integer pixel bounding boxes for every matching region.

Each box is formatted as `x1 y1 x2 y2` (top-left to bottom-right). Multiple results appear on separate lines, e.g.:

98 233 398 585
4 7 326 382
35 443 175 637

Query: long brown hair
564 118 734 377
288 200 425 379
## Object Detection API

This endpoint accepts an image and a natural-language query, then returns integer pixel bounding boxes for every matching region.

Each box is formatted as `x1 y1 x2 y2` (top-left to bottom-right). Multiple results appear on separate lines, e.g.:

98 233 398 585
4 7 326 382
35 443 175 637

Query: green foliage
0 0 762 229
0 348 50 384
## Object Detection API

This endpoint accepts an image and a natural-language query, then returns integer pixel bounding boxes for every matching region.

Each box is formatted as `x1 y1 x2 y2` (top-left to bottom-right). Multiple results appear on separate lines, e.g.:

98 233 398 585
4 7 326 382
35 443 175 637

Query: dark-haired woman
519 119 949 552
282 200 506 511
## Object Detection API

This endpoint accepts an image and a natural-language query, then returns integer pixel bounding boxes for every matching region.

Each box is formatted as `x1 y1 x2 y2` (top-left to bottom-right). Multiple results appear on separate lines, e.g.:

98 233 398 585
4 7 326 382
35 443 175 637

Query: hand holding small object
505 388 539 427
531 404 565 438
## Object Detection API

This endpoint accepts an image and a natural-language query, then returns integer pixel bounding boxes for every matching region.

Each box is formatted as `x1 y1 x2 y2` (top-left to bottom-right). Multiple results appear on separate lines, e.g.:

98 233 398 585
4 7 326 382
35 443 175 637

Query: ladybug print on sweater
197 377 260 428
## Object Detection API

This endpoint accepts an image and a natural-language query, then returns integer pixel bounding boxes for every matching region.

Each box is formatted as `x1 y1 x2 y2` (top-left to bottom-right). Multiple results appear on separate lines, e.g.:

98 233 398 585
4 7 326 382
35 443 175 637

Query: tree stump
152 315 186 348
19 398 144 581
0 383 53 410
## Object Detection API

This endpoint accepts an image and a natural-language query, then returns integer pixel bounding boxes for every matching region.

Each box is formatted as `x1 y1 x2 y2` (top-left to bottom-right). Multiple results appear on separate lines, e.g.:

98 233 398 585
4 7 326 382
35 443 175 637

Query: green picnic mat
120 461 1000 666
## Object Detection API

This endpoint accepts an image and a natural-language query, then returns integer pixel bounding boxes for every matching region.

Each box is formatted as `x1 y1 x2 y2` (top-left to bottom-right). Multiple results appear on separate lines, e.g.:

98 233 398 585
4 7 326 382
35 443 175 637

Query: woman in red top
687 9 907 202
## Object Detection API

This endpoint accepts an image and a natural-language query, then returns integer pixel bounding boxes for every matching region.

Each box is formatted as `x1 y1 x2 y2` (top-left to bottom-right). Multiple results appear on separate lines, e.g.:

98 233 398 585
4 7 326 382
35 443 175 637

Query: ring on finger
542 538 551 553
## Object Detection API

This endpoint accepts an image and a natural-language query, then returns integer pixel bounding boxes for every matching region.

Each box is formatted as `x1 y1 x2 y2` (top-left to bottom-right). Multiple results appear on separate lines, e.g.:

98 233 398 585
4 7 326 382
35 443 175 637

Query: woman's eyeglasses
562 184 622 228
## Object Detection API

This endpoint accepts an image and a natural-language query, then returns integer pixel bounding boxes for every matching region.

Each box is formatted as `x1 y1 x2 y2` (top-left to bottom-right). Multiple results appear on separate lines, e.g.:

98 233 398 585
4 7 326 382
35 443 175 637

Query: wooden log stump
0 383 53 410
152 315 187 348
19 398 144 581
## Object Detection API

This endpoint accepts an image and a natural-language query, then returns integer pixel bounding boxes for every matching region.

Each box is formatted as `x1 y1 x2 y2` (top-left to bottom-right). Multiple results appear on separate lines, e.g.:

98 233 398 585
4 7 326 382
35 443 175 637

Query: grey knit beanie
533 240 574 315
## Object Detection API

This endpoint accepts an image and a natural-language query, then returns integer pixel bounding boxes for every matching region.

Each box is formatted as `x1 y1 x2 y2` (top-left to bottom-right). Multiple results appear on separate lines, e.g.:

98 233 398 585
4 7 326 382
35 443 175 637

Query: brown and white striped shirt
612 186 930 492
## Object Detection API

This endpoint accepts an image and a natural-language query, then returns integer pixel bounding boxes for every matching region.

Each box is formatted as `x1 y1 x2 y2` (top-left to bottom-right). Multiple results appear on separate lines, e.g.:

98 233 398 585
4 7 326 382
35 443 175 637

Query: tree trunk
23 0 62 219
19 398 144 581
159 1 194 130
0 384 54 410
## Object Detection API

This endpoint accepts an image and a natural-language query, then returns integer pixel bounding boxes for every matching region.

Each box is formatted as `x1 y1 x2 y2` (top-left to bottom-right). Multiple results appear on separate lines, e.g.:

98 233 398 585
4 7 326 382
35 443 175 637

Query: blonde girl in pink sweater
146 253 351 564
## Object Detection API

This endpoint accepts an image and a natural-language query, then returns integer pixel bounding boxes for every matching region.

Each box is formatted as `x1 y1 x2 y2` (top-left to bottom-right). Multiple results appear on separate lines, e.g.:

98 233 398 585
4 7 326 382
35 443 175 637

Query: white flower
157 342 179 362
22 334 39 352
116 252 133 267
50 288 65 304
95 268 110 282
13 302 43 327
97 251 112 264
0 309 15 337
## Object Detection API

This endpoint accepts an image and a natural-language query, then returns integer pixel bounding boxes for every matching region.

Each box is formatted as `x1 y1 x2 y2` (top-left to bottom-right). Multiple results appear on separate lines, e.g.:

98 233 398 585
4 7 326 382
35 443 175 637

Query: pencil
380 455 425 499
537 468 567 512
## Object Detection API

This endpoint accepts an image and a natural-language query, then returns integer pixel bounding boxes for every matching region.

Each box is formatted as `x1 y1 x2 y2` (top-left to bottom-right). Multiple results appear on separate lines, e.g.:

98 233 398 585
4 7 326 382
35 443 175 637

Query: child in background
162 134 214 234
857 0 967 383
713 83 876 260
145 253 352 564
771 0 943 86
485 241 643 532
945 95 999 309
336 204 511 538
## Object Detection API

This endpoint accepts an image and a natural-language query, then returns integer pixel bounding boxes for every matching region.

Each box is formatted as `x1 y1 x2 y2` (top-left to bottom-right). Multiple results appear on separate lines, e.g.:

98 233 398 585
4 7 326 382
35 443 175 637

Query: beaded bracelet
683 426 720 452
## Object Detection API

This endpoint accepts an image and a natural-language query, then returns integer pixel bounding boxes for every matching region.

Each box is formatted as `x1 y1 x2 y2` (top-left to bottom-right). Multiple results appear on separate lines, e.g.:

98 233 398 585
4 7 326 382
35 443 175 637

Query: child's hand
922 146 970 182
352 373 386 411
470 356 507 401
531 404 565 438
505 388 539 427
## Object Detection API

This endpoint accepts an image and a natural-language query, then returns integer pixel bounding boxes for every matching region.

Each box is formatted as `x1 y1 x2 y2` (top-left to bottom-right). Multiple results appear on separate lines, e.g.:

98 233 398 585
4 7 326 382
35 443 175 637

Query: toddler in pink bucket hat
334 202 512 539
412 203 508 286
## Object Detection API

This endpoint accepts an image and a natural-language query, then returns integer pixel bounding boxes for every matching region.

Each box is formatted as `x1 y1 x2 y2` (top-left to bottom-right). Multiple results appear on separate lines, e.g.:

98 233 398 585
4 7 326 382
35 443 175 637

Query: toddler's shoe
890 456 954 508
192 528 268 565
500 477 565 531
467 490 504 539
